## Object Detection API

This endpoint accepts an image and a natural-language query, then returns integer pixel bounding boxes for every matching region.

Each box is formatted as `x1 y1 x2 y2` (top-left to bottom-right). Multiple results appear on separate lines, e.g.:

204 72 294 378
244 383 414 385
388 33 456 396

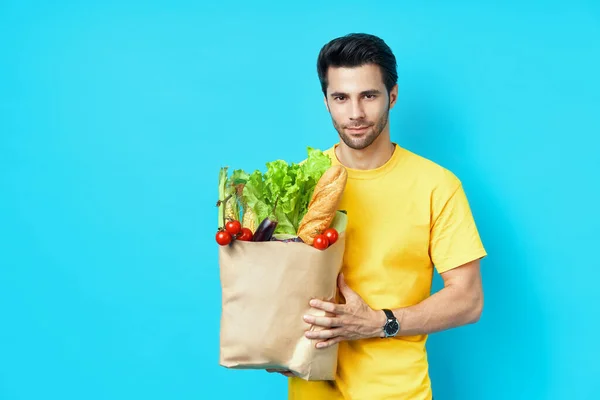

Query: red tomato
216 230 232 246
313 234 329 250
323 228 339 245
225 220 242 236
238 227 253 241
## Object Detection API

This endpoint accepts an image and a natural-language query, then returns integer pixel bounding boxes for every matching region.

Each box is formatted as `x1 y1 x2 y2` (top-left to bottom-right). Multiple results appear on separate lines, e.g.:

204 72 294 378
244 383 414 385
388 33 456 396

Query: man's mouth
346 126 370 132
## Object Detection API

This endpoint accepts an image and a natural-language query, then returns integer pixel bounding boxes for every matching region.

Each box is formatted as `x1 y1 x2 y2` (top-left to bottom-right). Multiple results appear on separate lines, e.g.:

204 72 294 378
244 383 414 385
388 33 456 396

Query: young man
283 33 487 399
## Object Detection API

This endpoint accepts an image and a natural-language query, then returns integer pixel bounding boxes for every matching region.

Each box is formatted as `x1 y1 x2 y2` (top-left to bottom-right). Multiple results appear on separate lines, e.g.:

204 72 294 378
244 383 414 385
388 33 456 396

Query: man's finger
337 273 357 300
266 369 295 377
305 328 344 340
316 336 344 349
303 315 342 327
309 299 344 314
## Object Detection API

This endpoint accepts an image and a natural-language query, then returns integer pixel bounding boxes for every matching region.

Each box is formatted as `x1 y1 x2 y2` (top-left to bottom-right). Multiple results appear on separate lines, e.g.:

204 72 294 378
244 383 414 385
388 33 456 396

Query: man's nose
349 100 366 120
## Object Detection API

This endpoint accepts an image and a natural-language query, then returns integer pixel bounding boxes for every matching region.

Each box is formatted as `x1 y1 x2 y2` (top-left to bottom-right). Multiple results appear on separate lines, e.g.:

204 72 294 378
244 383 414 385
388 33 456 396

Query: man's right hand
266 369 295 378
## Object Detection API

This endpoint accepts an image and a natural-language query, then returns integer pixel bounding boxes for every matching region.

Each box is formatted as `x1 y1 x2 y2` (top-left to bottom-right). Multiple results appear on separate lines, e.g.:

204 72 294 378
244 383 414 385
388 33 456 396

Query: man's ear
389 84 399 110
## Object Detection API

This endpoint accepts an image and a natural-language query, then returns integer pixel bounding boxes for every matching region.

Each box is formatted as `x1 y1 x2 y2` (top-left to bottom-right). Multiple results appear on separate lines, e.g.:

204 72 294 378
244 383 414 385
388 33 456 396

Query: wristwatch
382 309 400 337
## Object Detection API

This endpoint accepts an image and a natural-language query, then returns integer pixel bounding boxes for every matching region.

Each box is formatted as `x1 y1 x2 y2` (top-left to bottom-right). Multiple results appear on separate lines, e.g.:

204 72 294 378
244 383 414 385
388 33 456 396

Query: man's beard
331 107 390 150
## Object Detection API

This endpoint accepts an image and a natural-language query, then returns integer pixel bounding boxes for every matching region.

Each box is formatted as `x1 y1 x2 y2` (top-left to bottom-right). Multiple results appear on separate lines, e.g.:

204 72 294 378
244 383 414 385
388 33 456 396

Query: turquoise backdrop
2 1 599 399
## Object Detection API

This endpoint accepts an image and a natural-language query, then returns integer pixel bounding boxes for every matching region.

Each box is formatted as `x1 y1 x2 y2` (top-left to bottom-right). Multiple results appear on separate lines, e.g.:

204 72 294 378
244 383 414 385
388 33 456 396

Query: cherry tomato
216 230 232 246
323 228 339 245
238 227 253 241
225 220 242 236
313 234 329 250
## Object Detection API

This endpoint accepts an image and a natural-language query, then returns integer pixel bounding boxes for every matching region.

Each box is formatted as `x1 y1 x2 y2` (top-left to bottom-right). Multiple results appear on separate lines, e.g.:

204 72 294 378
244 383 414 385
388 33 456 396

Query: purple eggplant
252 216 278 242
252 196 280 242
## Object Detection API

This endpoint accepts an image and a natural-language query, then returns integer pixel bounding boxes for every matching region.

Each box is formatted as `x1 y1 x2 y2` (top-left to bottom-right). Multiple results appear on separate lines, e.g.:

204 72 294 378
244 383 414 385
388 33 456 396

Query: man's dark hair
317 33 398 96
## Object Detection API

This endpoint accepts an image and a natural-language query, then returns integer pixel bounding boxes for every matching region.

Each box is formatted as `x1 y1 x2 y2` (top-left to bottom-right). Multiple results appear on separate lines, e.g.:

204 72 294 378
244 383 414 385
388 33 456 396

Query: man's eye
334 96 346 101
365 94 376 99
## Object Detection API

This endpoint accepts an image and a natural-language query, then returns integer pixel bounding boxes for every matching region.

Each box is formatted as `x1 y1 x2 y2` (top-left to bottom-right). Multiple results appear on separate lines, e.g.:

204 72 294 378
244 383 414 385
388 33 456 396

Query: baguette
297 165 348 245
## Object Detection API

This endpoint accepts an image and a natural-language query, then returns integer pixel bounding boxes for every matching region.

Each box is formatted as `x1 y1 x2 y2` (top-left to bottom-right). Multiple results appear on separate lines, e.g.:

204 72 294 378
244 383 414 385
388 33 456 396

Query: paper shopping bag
218 232 345 381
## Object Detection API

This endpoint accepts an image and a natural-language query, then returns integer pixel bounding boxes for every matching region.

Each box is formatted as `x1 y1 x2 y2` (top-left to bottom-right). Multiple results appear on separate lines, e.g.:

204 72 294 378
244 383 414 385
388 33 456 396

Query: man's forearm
387 284 483 337
304 262 484 347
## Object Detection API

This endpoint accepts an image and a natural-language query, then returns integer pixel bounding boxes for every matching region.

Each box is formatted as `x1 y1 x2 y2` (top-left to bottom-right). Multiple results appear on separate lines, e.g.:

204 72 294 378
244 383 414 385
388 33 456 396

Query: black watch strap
382 309 395 320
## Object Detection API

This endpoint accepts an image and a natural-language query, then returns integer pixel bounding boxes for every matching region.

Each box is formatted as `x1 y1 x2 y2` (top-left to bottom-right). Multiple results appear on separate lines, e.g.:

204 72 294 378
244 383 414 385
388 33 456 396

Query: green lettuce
218 167 250 227
241 147 332 235
218 167 228 227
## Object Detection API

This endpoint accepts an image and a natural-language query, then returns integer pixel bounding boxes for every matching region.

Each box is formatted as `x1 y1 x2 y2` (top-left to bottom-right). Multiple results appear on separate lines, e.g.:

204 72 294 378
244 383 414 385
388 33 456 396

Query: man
276 33 487 400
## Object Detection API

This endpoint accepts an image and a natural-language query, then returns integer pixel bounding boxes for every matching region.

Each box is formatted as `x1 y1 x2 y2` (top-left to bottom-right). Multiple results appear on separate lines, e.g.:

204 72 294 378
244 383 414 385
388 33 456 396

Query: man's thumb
338 273 354 297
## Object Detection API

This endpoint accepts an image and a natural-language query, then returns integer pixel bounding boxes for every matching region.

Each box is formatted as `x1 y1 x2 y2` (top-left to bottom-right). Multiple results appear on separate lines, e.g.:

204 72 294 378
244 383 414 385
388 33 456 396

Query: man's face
324 64 397 150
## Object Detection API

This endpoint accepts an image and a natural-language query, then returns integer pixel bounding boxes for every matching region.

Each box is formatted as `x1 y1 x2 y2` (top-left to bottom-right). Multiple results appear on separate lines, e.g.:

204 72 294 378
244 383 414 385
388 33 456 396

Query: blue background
1 1 599 399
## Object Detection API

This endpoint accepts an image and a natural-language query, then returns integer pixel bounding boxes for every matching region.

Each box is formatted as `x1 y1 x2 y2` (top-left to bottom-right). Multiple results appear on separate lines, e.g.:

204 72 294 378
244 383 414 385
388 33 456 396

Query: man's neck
335 134 396 171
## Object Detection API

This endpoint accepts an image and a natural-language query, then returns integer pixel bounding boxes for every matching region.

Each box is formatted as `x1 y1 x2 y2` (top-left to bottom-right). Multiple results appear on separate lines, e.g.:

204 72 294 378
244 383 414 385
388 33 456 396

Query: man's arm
303 258 484 348
388 259 483 336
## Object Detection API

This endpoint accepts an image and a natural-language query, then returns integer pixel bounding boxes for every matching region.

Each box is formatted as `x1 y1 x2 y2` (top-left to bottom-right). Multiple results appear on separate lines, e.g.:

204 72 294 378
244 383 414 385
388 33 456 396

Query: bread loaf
297 165 347 245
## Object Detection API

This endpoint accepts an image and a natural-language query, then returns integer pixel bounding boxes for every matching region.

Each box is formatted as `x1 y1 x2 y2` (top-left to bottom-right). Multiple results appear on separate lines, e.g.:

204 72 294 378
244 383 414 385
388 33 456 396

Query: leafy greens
222 147 332 235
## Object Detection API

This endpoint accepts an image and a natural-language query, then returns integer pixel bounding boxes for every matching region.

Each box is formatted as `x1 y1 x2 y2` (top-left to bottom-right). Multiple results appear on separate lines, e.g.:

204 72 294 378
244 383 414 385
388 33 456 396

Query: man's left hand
303 273 386 349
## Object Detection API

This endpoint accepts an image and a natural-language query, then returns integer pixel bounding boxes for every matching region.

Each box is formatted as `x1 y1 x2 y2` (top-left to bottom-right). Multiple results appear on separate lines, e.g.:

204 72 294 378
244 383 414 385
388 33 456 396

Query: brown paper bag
218 232 345 381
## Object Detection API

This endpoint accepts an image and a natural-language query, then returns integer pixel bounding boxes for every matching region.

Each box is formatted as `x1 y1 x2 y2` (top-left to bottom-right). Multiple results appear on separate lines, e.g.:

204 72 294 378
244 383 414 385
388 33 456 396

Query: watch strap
382 308 395 321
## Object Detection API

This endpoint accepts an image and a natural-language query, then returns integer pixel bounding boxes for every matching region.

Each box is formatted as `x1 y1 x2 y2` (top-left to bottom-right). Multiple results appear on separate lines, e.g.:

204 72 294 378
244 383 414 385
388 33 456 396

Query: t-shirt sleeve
429 172 487 274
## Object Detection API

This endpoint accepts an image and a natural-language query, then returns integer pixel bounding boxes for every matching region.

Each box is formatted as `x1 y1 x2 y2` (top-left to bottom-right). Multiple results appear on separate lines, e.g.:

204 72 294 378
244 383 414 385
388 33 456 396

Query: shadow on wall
391 81 550 400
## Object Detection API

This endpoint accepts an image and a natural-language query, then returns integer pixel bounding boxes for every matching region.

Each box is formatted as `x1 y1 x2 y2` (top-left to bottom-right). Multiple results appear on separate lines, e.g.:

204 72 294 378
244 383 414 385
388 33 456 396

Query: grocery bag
218 223 346 380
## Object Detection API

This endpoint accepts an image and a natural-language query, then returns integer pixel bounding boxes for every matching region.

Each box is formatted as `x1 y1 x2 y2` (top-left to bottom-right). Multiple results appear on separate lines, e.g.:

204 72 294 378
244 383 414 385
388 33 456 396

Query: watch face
385 320 399 335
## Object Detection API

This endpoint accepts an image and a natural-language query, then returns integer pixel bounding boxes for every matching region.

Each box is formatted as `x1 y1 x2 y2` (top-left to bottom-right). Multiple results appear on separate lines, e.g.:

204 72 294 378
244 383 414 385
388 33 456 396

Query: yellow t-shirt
288 143 487 400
